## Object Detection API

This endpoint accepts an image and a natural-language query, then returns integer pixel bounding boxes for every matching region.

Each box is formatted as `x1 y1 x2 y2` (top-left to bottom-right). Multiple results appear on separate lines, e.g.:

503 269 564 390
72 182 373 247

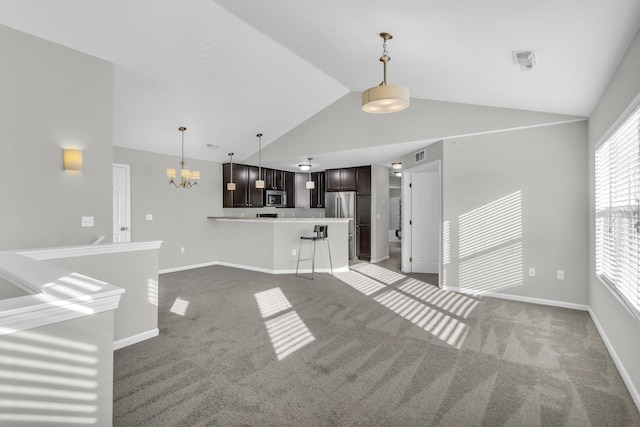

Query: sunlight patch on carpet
170 297 189 316
398 278 479 318
350 263 405 285
254 288 292 318
255 288 315 360
334 271 386 295
264 311 315 361
336 266 477 348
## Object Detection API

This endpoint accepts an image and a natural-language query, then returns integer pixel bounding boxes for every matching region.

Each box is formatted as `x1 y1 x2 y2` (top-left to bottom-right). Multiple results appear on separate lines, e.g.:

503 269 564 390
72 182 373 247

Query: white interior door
113 164 131 243
411 170 440 273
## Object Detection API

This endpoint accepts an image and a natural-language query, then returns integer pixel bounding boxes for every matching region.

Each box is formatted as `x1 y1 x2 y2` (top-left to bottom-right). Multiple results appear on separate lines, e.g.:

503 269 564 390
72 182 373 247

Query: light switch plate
146 214 153 221
528 267 536 277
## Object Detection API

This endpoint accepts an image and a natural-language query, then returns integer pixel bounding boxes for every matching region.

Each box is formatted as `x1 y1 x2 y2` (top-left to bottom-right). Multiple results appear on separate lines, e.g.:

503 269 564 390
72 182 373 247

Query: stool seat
296 225 333 279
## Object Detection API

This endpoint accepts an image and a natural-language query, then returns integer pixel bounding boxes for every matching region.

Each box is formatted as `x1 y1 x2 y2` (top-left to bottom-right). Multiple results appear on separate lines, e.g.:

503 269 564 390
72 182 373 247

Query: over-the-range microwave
265 189 287 207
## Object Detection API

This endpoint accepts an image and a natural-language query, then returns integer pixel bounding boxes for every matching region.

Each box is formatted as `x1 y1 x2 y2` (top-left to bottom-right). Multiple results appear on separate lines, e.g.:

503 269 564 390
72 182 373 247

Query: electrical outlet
528 267 536 277
81 216 94 227
146 214 153 221
180 247 185 254
292 249 296 256
557 270 565 280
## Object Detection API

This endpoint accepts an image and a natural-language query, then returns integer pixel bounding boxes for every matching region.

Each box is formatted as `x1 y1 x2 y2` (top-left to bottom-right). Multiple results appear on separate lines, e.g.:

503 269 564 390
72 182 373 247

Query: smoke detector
512 51 535 71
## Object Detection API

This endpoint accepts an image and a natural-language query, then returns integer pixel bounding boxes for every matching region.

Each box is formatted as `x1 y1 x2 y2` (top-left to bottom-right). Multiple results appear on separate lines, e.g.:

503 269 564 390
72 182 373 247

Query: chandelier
362 32 410 114
166 126 200 188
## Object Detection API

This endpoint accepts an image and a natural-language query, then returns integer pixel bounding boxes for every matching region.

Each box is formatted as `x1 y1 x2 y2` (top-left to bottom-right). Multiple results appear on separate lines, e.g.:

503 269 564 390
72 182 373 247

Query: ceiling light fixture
362 32 410 114
167 127 200 188
391 162 402 170
255 133 265 189
394 171 402 177
299 158 313 172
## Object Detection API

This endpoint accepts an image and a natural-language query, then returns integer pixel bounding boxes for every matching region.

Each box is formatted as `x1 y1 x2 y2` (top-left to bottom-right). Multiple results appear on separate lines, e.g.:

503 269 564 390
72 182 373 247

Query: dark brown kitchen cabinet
222 163 263 207
283 171 296 208
356 166 371 195
310 171 325 208
326 167 356 191
263 168 285 190
356 194 371 260
247 166 263 207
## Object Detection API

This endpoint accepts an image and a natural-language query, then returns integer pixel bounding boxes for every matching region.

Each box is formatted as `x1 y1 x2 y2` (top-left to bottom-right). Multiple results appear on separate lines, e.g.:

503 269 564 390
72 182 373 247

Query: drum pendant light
362 32 410 114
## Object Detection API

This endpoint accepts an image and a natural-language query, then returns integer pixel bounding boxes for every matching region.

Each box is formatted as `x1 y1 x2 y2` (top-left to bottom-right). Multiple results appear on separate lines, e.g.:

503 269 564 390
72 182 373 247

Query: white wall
113 147 222 271
371 164 390 262
587 28 640 407
48 247 160 346
251 92 584 169
442 122 588 306
0 24 113 250
0 312 116 425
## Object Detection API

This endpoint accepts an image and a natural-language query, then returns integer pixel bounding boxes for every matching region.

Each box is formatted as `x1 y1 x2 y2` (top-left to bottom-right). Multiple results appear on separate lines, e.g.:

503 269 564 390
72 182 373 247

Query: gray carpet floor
114 253 640 426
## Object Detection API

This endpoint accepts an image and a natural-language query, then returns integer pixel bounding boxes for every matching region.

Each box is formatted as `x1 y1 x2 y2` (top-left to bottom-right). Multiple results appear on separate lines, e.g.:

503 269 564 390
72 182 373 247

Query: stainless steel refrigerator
325 191 356 259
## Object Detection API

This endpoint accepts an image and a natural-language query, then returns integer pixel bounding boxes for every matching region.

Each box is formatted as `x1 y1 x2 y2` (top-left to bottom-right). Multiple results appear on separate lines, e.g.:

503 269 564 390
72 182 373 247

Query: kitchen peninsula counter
208 217 349 274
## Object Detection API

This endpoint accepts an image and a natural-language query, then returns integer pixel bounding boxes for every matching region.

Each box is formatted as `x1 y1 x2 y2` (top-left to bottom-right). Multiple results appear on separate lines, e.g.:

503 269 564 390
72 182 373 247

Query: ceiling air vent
512 51 535 71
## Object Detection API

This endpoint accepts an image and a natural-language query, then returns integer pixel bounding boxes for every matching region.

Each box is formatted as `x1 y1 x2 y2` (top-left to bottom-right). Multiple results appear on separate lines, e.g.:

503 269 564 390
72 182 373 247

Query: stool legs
311 240 316 279
326 239 333 276
295 238 332 279
295 238 304 276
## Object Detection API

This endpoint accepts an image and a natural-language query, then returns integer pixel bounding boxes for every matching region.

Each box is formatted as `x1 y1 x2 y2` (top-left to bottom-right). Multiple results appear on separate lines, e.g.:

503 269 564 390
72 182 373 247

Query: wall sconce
63 148 83 171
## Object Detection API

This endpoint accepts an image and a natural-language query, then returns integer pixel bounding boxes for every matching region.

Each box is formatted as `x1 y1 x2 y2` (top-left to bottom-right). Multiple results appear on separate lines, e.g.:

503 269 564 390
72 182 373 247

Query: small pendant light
227 153 236 191
255 133 265 189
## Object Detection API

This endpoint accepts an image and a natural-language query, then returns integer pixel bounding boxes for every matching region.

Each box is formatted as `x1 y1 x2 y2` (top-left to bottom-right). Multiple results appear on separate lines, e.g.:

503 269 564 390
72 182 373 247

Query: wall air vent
414 149 426 163
512 51 535 71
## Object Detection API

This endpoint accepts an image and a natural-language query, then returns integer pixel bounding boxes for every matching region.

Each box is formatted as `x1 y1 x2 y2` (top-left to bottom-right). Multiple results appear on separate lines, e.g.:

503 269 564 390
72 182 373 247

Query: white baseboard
588 308 640 411
160 261 349 275
445 287 589 311
159 261 218 274
371 256 390 263
114 328 159 350
214 261 274 274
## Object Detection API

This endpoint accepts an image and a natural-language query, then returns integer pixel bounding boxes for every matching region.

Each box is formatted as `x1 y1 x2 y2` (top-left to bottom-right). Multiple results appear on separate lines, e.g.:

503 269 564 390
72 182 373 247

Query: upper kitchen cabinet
356 166 371 195
326 167 356 191
310 171 326 208
222 163 263 207
263 168 285 190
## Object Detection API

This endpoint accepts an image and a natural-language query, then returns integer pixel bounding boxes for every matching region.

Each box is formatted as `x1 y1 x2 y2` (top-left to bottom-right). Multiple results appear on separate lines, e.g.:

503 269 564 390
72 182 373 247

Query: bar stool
296 225 333 279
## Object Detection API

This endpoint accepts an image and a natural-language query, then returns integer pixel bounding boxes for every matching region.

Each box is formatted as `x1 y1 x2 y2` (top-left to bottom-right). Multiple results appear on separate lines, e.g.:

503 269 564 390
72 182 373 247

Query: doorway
113 163 131 243
401 159 442 286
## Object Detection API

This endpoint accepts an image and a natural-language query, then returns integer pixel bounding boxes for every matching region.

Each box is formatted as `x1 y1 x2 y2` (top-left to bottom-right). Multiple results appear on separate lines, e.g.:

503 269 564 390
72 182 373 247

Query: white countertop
209 217 349 223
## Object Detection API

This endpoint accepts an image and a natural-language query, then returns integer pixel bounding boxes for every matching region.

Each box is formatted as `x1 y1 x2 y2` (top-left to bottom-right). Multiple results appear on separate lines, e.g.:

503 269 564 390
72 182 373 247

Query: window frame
594 94 640 323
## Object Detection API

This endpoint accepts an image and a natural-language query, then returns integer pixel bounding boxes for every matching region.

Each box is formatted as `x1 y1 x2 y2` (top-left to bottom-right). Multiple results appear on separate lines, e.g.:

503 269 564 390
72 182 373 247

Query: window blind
595 103 640 319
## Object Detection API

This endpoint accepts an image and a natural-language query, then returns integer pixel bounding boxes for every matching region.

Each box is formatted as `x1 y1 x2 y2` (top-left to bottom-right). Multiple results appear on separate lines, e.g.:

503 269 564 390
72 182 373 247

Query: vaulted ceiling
1 0 639 168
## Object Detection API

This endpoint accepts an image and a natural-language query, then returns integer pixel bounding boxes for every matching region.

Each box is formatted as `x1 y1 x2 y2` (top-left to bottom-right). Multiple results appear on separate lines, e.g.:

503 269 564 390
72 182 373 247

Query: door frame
113 163 131 243
401 159 442 287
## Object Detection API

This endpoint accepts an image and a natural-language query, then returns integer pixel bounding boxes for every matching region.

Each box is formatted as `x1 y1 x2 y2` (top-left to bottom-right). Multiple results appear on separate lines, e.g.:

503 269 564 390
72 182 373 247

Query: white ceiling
1 0 640 168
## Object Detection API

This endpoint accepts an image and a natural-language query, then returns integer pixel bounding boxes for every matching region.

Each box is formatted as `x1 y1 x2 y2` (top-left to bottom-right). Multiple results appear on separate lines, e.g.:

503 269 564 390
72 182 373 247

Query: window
595 102 640 320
